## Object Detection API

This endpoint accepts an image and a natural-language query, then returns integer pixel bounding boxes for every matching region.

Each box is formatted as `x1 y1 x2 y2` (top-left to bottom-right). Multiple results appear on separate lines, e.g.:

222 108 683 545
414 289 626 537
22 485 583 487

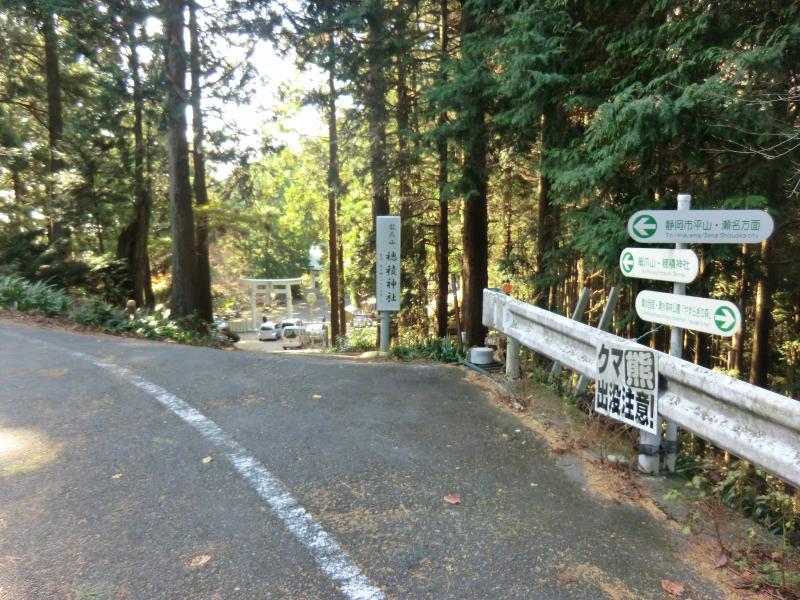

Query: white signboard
619 248 699 283
628 209 774 244
595 339 659 435
376 216 401 312
636 290 741 337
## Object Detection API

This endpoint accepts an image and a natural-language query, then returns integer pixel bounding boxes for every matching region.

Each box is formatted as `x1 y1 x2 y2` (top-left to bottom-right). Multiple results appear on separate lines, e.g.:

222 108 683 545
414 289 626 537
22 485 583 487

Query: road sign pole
380 311 390 353
664 193 691 472
639 193 690 474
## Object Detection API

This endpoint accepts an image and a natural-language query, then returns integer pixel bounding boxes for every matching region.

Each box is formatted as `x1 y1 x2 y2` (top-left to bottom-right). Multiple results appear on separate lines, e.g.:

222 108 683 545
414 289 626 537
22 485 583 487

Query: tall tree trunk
161 0 197 319
460 1 489 348
337 237 346 335
435 0 449 338
729 244 748 374
693 249 711 367
127 21 154 309
535 110 558 309
326 39 341 342
749 237 772 387
189 0 213 321
396 8 416 331
40 6 69 253
366 2 390 226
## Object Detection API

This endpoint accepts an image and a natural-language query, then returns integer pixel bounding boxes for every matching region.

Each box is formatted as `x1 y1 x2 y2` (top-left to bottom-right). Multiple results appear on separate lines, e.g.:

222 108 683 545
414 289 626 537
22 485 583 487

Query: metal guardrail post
549 287 590 384
575 287 618 395
506 337 521 379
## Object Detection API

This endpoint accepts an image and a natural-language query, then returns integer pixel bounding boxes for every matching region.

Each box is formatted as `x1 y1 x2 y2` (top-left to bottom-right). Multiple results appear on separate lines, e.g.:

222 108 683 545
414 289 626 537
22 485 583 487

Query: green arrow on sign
714 306 737 333
621 251 634 273
632 214 657 239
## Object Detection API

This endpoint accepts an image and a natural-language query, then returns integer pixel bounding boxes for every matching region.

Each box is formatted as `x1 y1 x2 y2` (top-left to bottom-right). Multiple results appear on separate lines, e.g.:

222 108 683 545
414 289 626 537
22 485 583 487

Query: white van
281 326 308 350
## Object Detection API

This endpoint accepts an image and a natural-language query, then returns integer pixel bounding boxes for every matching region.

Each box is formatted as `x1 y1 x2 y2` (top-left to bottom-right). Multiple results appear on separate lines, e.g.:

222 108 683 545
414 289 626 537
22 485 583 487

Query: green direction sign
618 247 699 283
621 251 635 273
627 209 774 244
635 290 741 337
714 306 737 333
631 214 658 239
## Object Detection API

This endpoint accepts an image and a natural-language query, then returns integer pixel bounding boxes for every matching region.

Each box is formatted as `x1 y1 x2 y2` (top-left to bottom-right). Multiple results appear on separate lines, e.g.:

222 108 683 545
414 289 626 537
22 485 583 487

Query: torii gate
239 277 303 330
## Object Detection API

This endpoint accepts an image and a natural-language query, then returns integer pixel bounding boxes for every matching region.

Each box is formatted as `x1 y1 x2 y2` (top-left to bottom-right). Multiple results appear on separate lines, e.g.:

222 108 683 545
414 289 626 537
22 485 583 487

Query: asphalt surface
0 321 722 599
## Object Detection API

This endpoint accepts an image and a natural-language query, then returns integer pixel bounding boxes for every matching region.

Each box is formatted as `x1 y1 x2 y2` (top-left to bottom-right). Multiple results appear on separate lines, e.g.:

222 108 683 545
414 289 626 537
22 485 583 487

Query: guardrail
482 289 800 488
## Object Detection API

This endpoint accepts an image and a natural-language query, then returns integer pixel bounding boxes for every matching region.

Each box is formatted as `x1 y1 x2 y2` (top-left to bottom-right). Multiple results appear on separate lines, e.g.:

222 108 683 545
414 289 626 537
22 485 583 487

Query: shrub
0 275 27 308
334 325 378 352
70 297 124 327
0 276 69 315
390 336 465 363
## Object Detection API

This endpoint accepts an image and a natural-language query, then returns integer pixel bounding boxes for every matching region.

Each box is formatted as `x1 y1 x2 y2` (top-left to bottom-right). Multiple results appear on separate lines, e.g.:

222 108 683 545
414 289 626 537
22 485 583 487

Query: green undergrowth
390 336 465 363
332 325 378 352
0 276 229 347
666 451 800 598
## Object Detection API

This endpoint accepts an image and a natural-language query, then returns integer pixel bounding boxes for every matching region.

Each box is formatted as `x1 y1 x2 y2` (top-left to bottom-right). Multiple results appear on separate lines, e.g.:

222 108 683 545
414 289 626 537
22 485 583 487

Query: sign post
664 193 691 472
624 196 773 474
376 216 401 353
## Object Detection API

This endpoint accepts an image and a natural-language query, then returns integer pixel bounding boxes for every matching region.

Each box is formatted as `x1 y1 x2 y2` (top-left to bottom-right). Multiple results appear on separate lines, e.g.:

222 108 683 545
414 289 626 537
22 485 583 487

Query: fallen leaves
443 494 461 505
660 579 685 596
188 554 211 568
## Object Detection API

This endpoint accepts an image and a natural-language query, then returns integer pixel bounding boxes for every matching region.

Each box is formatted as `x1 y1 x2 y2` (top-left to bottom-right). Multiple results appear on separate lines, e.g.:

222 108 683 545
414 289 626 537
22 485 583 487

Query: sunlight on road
0 428 58 476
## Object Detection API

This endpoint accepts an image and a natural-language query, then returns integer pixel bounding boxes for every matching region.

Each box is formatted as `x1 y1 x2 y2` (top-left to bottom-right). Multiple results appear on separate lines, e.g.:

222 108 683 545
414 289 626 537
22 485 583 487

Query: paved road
0 322 720 599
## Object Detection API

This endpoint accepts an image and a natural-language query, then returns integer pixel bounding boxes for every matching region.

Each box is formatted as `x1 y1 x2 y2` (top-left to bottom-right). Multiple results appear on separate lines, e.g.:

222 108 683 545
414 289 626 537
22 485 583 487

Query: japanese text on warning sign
376 215 401 312
594 341 659 434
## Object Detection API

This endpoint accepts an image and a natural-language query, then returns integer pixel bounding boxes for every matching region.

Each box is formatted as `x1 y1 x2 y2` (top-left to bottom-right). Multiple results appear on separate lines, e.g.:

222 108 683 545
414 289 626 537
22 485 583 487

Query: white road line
58 346 384 600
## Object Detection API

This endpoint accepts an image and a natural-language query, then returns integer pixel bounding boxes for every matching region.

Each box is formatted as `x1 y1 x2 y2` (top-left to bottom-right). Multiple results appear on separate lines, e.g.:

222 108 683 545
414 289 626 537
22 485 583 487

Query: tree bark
749 238 772 387
535 111 557 309
396 8 417 331
161 0 197 319
460 1 489 348
39 6 69 253
124 20 154 309
435 0 449 338
337 235 346 335
326 34 341 341
189 0 213 321
366 2 390 225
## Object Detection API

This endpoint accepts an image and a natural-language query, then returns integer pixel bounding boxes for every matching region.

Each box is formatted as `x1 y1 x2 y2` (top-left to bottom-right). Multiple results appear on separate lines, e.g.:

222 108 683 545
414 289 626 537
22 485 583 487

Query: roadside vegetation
517 358 800 599
0 276 231 347
390 336 465 363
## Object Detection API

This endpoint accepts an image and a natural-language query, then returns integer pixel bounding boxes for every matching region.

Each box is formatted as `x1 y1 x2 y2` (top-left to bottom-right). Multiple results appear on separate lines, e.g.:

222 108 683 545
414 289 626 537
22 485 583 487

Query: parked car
352 313 374 328
258 321 281 341
306 322 326 343
280 318 304 330
281 326 308 350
